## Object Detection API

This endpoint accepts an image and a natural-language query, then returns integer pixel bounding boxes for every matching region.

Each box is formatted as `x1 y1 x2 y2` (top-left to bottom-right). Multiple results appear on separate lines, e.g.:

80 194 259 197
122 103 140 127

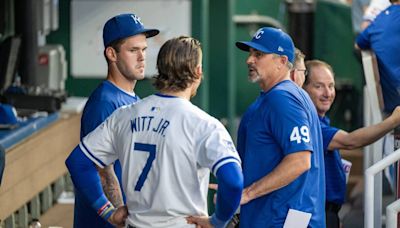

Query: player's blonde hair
154 36 202 92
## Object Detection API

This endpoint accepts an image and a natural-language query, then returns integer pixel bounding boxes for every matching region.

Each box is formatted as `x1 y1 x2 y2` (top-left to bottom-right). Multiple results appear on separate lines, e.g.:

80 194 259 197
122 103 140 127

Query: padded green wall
313 0 364 130
314 0 363 90
209 0 285 119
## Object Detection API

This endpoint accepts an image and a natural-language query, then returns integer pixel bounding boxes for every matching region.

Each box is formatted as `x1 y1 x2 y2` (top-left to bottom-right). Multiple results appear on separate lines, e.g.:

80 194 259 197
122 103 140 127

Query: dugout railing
362 50 400 228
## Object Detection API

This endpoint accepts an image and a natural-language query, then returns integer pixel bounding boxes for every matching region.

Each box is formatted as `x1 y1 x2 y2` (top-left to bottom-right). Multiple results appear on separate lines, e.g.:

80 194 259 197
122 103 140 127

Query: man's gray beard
248 74 261 83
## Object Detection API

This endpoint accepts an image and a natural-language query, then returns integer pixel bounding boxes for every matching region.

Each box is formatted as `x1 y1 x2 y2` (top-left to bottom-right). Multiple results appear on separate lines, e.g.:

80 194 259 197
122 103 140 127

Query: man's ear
195 64 203 79
105 46 117 62
289 69 296 81
281 55 289 66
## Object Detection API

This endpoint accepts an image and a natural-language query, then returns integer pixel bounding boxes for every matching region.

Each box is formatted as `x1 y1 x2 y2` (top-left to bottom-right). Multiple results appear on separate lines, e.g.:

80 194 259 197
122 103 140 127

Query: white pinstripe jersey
80 94 241 227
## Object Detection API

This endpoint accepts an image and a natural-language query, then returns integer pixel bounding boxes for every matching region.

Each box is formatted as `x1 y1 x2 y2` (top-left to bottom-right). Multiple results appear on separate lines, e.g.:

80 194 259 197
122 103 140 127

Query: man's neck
106 72 136 93
158 88 192 101
260 72 291 92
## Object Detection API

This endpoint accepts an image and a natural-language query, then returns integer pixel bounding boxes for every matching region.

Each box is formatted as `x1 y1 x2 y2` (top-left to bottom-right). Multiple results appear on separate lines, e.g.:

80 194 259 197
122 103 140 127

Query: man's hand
108 206 128 227
390 106 400 123
186 216 213 228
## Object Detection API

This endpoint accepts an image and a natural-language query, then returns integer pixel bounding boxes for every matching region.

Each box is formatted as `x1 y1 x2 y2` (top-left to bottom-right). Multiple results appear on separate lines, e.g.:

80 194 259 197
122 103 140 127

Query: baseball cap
0 104 18 125
236 27 295 63
103 13 160 47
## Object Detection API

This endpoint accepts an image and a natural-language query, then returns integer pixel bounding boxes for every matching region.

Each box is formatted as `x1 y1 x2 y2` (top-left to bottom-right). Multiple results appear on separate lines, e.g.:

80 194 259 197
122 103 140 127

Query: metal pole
362 50 384 228
394 126 400 226
387 199 400 228
365 148 400 228
200 0 209 112
15 0 39 85
227 0 236 136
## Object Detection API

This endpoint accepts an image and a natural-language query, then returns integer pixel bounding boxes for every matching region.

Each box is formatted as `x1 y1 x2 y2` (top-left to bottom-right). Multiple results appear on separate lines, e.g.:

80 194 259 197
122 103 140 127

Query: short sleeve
81 100 116 139
196 120 241 176
356 27 372 49
266 91 314 155
80 113 118 168
320 125 339 152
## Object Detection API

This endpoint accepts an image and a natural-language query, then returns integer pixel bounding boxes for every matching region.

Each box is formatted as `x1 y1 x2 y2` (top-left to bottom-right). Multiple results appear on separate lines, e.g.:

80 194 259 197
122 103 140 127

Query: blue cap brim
236 41 273 54
142 28 160 38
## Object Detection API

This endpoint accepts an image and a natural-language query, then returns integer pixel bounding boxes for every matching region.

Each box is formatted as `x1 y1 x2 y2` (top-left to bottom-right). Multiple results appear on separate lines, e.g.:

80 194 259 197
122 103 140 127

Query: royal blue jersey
238 80 325 228
80 80 140 138
320 116 346 205
237 92 266 162
74 80 139 228
356 5 400 113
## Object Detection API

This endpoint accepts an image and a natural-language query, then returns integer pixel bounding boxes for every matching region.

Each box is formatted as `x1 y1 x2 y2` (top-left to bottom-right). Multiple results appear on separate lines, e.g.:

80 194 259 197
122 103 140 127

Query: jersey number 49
290 126 310 144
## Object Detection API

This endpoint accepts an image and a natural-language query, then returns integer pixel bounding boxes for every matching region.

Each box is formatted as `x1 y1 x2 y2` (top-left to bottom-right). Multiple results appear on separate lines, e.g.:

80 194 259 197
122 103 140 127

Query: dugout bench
0 112 80 227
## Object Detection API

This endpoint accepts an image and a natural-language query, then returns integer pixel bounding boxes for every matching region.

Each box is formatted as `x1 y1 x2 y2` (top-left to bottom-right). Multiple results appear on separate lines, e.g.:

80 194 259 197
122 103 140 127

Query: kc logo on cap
103 13 160 47
130 14 143 26
254 29 264 40
235 27 295 64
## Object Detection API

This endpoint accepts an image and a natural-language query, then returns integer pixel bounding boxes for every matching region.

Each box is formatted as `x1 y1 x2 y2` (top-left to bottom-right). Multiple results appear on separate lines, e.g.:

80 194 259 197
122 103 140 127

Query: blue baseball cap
103 13 159 47
236 27 295 63
0 104 18 125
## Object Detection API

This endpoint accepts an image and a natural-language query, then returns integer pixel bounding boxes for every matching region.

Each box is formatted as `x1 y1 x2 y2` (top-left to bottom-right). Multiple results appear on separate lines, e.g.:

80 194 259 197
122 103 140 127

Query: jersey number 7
134 142 156 191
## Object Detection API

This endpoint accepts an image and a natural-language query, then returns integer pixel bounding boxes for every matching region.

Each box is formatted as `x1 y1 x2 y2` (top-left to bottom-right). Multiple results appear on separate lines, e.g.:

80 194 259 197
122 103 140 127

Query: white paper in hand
283 209 312 228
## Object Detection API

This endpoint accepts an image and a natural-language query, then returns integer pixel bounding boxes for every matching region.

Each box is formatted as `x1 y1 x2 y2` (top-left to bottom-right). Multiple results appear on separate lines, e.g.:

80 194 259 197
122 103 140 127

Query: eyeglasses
296 69 308 77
